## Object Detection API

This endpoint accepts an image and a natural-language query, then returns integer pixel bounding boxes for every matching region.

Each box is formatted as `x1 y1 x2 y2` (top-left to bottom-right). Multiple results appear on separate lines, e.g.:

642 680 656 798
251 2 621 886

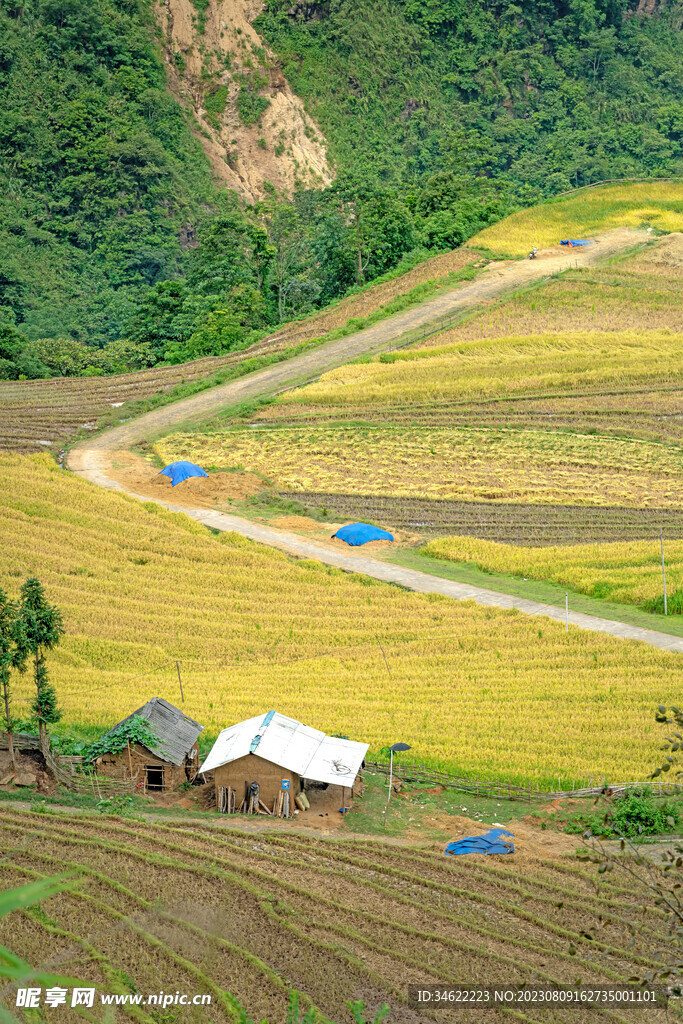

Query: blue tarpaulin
159 461 208 486
332 522 394 546
445 828 514 856
560 239 591 246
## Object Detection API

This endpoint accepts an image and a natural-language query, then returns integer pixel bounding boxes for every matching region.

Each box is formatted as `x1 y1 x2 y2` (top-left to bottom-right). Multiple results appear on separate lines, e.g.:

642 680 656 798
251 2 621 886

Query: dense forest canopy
258 0 683 188
0 0 681 378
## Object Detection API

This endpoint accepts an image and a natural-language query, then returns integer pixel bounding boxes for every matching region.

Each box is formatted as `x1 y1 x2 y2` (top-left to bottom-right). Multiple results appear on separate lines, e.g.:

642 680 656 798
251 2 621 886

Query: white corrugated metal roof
200 710 368 787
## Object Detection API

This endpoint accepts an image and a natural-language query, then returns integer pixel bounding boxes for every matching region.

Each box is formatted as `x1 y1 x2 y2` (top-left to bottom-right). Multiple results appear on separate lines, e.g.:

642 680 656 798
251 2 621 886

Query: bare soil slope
157 0 331 200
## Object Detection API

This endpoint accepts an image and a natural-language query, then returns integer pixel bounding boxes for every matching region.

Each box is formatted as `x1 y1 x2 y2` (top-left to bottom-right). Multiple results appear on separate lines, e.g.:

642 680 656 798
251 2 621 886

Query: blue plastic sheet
560 239 591 246
332 522 394 546
445 828 514 856
158 461 208 486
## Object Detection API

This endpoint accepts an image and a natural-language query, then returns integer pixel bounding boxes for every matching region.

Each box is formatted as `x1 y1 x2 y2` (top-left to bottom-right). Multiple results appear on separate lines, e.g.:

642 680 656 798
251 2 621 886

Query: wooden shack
200 710 368 817
96 697 203 792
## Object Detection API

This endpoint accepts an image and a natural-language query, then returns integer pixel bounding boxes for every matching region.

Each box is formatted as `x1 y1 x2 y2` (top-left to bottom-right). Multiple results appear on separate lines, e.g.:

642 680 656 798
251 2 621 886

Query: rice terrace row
2 183 683 1023
2 807 677 1023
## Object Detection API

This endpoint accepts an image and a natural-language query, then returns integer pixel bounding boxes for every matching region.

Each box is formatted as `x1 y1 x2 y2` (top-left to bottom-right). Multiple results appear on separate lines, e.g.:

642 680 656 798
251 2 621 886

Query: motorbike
528 248 538 260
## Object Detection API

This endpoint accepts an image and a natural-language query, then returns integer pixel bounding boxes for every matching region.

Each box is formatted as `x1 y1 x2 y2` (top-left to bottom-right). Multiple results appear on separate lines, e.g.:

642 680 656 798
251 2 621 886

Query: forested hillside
1 0 681 379
0 0 234 347
258 0 683 189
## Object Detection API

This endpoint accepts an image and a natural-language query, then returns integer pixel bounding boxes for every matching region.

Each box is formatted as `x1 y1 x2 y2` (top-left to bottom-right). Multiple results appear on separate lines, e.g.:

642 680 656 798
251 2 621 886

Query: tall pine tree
0 587 26 770
17 579 64 744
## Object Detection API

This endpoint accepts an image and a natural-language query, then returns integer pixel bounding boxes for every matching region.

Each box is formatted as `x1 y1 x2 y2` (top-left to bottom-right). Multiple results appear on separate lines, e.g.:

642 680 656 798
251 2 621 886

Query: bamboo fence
0 731 140 795
366 760 681 803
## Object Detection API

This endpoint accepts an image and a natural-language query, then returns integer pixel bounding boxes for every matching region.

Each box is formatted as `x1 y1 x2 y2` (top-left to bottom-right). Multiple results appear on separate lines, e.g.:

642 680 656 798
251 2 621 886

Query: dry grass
468 181 683 256
2 808 674 1023
157 423 683 509
1 453 679 784
424 251 683 346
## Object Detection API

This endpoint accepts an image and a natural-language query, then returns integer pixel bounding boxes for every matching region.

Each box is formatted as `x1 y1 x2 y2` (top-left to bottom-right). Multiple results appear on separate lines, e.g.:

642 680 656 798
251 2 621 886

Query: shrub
237 87 270 126
565 789 679 838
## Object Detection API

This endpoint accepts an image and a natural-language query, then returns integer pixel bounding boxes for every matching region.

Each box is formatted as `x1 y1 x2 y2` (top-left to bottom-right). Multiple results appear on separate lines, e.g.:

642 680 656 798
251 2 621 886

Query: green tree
125 280 212 364
0 587 26 771
326 177 378 287
0 323 48 381
261 199 316 320
25 336 106 377
17 578 65 743
188 211 274 296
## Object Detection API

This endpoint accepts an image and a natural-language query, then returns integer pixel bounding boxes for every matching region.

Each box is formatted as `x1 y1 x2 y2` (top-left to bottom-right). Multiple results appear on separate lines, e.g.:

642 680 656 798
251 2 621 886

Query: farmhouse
200 710 368 816
96 697 203 792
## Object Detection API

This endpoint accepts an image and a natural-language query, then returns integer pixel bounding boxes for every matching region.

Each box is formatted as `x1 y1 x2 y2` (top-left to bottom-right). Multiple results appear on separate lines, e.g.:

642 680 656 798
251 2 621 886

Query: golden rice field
424 535 683 614
277 330 683 408
156 425 683 507
1 454 680 785
468 181 683 255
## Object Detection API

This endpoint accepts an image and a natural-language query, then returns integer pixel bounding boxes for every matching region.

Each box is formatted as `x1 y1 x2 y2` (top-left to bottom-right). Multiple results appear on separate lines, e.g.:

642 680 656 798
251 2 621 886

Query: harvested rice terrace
277 492 683 545
2 808 677 1023
255 388 683 446
0 359 236 454
0 331 305 455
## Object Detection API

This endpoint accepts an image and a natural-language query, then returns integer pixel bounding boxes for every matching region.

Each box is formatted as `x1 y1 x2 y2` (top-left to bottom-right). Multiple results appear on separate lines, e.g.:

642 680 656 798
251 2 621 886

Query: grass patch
344 771 521 841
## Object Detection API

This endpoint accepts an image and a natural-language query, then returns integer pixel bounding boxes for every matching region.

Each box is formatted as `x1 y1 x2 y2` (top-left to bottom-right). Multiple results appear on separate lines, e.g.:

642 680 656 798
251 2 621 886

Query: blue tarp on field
560 239 591 246
445 828 515 856
332 522 394 546
159 461 208 486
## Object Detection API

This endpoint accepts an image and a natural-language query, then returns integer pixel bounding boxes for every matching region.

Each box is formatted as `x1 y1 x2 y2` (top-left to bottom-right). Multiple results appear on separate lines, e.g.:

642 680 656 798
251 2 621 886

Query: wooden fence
0 732 40 751
366 761 681 803
0 731 140 795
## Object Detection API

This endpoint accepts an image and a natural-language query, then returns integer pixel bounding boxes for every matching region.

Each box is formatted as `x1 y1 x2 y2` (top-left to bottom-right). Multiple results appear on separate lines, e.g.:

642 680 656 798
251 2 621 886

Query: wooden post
660 527 668 616
3 684 15 771
176 661 184 702
127 740 133 778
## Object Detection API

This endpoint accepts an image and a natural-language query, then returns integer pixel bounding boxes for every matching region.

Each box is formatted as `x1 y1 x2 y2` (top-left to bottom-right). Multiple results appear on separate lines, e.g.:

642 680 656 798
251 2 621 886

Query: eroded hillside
156 0 332 201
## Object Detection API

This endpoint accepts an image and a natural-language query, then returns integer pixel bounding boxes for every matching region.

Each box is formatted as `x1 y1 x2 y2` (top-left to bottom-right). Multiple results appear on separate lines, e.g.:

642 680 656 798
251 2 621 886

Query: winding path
68 230 683 654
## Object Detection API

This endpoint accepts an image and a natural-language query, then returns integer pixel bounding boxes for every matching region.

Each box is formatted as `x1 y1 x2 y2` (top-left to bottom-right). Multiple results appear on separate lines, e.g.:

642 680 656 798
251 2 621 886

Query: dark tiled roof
107 697 203 765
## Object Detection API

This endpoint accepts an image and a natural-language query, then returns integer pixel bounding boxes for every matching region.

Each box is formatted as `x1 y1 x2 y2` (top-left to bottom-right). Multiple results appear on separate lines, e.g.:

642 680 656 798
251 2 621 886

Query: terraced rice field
1 807 676 1022
0 356 241 455
227 249 683 551
0 249 477 456
468 181 683 255
255 326 683 445
275 493 683 544
424 535 683 614
156 425 683 508
426 252 683 345
1 454 679 784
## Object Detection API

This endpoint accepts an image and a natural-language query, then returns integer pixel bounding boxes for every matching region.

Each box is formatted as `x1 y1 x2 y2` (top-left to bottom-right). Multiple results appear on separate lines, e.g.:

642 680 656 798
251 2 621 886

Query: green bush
205 85 229 116
96 795 136 817
565 789 679 839
237 87 270 126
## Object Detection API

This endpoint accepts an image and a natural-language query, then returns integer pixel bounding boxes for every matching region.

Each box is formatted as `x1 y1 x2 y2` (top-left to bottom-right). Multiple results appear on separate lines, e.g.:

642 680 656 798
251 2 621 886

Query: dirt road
67 230 682 653
68 230 644 457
